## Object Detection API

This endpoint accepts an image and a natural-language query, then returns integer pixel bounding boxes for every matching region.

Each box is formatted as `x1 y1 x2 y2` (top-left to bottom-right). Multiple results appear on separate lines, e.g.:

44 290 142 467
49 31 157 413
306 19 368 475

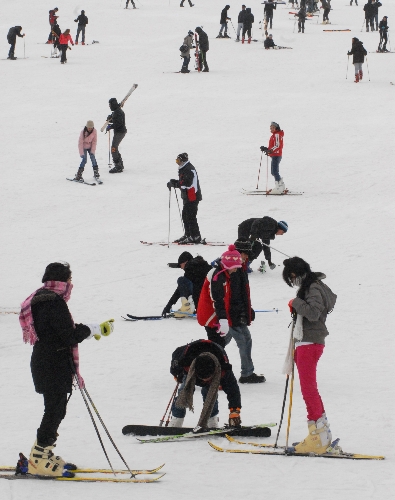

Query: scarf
176 352 222 429
19 281 84 388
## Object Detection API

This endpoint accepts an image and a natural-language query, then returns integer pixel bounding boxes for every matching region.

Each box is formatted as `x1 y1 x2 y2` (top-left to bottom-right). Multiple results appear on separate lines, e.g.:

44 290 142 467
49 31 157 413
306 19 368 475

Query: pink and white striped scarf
19 281 84 388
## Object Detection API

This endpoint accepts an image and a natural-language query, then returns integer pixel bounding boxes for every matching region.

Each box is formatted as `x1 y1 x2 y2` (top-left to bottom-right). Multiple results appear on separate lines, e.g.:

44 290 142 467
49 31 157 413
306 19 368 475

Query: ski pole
365 56 370 81
360 19 365 32
256 151 263 190
255 308 279 313
24 37 25 59
265 154 269 194
168 188 171 248
230 20 237 35
285 343 295 449
346 54 349 79
174 188 184 231
261 241 291 259
293 19 296 33
159 382 179 426
274 375 289 448
108 130 112 168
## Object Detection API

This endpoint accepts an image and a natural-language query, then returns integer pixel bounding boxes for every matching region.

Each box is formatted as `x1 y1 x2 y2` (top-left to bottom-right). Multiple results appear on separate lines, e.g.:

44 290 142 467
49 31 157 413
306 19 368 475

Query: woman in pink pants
283 257 337 454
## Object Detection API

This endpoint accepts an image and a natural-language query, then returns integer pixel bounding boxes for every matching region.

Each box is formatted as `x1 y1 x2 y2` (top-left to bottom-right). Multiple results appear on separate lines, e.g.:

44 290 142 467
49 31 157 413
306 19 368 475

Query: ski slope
0 0 394 498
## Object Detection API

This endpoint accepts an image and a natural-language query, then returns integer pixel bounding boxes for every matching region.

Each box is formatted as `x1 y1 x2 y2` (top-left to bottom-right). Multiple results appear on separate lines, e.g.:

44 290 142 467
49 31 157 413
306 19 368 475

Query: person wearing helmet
180 30 195 73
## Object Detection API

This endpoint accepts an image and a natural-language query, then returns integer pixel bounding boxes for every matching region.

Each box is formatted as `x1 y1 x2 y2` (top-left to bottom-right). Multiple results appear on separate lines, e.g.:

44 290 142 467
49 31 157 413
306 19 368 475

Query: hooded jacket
181 34 194 56
243 8 254 29
348 38 367 63
78 127 97 155
7 26 23 44
108 99 127 133
220 6 231 24
178 161 202 203
264 1 277 15
268 129 284 156
196 27 209 51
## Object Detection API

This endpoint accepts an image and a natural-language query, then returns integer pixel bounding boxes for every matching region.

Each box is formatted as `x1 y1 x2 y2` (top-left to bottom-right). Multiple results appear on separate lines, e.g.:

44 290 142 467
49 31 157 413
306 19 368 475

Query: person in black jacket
7 26 25 60
371 0 382 30
167 152 203 243
295 7 307 33
168 340 241 429
19 262 114 477
74 10 88 45
264 33 276 49
196 26 209 71
347 37 367 82
106 98 127 173
242 7 254 43
162 252 212 317
51 20 61 55
236 4 246 42
218 5 231 38
264 0 276 30
378 16 389 52
238 217 288 268
364 1 375 32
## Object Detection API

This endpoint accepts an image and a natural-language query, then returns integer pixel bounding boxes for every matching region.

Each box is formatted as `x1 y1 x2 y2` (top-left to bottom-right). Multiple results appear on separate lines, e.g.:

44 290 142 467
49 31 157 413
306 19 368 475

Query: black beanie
178 251 193 265
195 355 216 379
234 238 252 255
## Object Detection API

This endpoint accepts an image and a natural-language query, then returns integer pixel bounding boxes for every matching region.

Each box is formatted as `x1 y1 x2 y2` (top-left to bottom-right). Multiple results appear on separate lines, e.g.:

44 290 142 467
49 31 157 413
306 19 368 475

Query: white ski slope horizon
1 0 394 499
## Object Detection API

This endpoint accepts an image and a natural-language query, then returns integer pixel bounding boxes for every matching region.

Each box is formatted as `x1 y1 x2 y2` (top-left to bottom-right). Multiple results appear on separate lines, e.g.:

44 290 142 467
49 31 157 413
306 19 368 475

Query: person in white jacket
74 120 99 182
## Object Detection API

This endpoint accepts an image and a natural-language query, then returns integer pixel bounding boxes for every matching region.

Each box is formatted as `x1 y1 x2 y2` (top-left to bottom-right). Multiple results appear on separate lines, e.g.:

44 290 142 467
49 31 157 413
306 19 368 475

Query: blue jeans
80 149 97 169
225 325 254 377
220 23 228 34
271 156 282 182
171 375 219 418
177 276 193 298
8 43 15 58
76 25 85 43
182 55 190 69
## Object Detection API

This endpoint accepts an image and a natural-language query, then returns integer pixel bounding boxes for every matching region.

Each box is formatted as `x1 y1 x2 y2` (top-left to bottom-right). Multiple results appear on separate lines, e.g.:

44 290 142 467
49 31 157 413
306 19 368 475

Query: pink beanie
221 244 242 270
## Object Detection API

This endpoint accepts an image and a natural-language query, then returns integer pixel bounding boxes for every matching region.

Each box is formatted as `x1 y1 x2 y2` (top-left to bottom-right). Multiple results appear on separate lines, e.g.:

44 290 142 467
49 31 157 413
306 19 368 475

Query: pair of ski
122 311 196 321
241 188 303 196
66 177 103 186
140 240 226 246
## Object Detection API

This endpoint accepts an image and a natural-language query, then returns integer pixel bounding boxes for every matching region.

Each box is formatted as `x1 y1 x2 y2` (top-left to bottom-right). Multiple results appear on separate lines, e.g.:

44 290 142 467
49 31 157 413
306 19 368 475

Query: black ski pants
265 13 273 29
182 200 200 238
8 43 15 58
323 8 330 21
111 131 126 168
242 27 252 39
60 44 68 63
205 326 226 348
126 0 136 7
37 391 69 447
366 16 374 31
298 19 305 32
379 32 387 51
199 50 209 71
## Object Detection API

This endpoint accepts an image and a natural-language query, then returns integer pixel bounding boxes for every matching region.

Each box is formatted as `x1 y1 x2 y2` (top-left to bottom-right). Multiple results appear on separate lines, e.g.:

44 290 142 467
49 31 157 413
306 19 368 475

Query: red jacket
268 129 284 157
49 10 58 25
59 34 74 45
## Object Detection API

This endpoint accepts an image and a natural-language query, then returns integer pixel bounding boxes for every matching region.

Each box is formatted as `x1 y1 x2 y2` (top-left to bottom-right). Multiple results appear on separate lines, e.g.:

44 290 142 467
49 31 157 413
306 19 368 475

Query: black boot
74 168 84 182
93 167 100 180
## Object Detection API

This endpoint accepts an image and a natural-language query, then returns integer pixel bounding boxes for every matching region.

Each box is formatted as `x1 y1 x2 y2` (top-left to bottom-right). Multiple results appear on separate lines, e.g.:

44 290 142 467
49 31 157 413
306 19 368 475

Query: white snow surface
1 0 394 498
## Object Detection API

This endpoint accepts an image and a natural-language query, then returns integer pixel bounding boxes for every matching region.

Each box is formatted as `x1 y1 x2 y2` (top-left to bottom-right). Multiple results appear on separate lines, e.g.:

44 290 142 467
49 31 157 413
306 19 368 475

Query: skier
47 7 59 43
264 33 277 49
264 0 276 30
242 7 254 44
347 37 367 83
162 251 212 318
180 30 194 73
196 27 209 72
167 152 203 243
350 0 358 4
237 217 288 269
59 28 74 64
74 10 88 45
320 0 331 24
106 97 127 173
180 0 195 6
197 245 266 384
295 7 307 33
126 0 137 8
378 16 389 52
168 339 242 429
236 5 247 42
364 0 375 32
6 26 25 60
283 257 337 454
218 5 231 38
74 120 99 183
260 121 286 194
19 262 115 477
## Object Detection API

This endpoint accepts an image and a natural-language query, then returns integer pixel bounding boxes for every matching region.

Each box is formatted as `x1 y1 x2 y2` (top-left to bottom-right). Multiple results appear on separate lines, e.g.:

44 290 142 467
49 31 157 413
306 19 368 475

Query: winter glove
288 299 294 313
167 179 179 190
217 319 229 337
174 371 185 383
106 124 112 131
97 319 115 339
229 408 241 427
260 146 269 152
268 262 276 270
162 302 172 317
86 324 101 340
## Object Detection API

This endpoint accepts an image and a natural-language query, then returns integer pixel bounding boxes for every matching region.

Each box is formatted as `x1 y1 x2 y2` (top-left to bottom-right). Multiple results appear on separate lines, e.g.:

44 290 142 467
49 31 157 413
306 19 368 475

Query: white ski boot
294 413 332 455
28 440 69 477
168 416 185 427
278 177 286 193
269 181 282 194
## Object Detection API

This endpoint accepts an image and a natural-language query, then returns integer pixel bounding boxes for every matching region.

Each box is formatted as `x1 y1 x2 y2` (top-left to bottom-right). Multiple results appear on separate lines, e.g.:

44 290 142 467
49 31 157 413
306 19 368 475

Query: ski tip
208 441 223 452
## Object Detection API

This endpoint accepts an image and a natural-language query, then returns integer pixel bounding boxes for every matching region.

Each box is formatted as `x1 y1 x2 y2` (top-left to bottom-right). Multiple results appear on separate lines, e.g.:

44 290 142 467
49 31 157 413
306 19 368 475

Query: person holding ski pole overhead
106 97 127 173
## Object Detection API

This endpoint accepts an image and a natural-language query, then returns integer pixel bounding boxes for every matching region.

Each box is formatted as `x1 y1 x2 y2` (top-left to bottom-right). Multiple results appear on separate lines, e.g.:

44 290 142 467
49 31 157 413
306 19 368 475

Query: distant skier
180 0 195 6
264 0 276 30
74 121 99 183
242 7 254 43
371 0 382 31
51 19 61 56
295 7 307 33
106 98 127 173
59 28 74 64
74 10 88 45
264 33 277 49
260 121 286 194
350 0 358 5
126 0 137 8
167 152 203 243
347 37 367 83
196 27 209 71
7 26 25 60
47 7 59 43
236 5 246 42
218 5 231 38
378 16 389 52
364 0 375 32
320 0 331 24
180 30 194 73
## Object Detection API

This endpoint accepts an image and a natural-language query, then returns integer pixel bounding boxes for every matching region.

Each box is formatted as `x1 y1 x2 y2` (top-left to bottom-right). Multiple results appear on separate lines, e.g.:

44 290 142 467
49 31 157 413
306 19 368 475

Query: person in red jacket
260 121 285 194
59 29 74 64
47 7 59 43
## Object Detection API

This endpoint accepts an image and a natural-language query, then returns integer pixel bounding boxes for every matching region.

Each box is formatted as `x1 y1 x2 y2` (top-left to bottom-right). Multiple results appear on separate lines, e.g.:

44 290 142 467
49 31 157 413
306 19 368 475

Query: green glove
100 319 115 337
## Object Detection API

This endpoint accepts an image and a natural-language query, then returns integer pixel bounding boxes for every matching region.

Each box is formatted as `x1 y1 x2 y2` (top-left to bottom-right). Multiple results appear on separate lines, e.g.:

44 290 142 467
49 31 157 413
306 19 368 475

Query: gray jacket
292 273 337 345
181 34 194 56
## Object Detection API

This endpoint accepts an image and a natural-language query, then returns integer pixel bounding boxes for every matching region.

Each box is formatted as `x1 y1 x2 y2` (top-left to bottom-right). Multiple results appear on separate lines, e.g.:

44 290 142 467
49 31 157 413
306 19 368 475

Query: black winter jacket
30 290 90 394
364 2 375 18
238 216 278 261
196 28 209 51
348 39 367 63
371 1 382 15
7 26 23 44
264 37 275 49
379 19 388 33
75 14 89 26
220 7 230 24
177 161 202 203
238 9 247 23
264 2 276 15
108 101 127 133
170 340 241 409
243 9 254 29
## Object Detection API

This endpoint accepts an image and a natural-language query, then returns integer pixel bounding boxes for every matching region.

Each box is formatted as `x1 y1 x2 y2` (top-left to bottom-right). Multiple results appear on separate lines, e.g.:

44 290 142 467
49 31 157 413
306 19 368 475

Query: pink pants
294 344 325 422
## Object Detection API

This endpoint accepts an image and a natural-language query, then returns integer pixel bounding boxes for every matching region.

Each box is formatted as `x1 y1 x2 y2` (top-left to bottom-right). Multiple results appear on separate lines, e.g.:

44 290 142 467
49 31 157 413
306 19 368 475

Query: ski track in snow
1 1 394 499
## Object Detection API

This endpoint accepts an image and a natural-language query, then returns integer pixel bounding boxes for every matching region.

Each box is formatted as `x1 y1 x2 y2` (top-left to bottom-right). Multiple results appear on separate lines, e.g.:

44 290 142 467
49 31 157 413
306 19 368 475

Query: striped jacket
268 129 284 157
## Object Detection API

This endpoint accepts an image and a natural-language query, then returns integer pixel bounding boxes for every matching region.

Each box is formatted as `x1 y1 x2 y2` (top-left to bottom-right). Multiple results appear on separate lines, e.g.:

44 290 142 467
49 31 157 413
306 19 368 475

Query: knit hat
177 152 188 162
234 238 252 255
86 120 94 128
220 245 242 270
178 251 193 266
278 221 288 233
195 354 216 379
271 121 280 129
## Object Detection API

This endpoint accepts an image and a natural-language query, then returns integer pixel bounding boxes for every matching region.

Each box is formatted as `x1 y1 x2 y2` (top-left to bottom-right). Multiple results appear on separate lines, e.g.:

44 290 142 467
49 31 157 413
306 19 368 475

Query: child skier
74 121 99 183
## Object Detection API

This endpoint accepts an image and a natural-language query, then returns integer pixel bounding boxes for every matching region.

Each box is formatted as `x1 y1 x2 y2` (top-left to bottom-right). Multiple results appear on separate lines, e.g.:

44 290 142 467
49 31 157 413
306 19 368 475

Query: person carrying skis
320 0 331 24
236 5 247 42
74 10 88 45
19 262 115 477
74 121 99 183
47 7 59 43
347 37 367 83
126 0 137 8
59 28 74 64
283 257 337 455
295 7 307 33
242 7 254 44
378 16 389 52
196 27 209 72
7 26 25 60
167 152 203 244
168 339 241 429
264 33 277 49
237 217 288 268
364 0 375 32
264 0 276 30
162 251 212 318
180 30 194 73
106 97 127 173
197 245 265 384
260 121 285 194
218 5 231 38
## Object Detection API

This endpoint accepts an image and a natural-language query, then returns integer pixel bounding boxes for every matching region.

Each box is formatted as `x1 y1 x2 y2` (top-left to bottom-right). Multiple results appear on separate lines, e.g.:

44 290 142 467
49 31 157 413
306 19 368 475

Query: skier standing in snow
283 257 337 454
168 339 242 429
180 0 195 6
218 5 231 38
47 7 59 43
242 7 254 43
106 97 127 173
264 33 277 49
378 16 389 52
74 10 88 45
295 7 307 33
59 29 74 64
74 120 99 183
260 121 285 194
237 217 288 269
347 37 367 83
162 251 212 318
180 30 194 73
126 0 137 8
264 0 276 30
19 262 115 477
196 27 209 71
6 26 25 60
320 0 331 24
167 152 203 243
198 245 266 384
364 0 375 32
236 5 246 42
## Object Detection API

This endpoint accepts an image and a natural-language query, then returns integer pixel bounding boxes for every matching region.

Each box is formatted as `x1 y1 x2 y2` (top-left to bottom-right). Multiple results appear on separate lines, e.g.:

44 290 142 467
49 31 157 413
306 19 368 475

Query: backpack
179 44 189 53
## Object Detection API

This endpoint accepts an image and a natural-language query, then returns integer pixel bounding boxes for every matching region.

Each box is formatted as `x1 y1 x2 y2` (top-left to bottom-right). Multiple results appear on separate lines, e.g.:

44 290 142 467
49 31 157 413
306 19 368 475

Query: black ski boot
74 168 84 182
93 167 100 180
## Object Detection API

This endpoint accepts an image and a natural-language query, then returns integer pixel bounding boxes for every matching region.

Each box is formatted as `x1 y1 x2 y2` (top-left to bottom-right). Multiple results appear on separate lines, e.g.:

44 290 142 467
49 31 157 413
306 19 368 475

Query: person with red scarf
59 29 74 64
